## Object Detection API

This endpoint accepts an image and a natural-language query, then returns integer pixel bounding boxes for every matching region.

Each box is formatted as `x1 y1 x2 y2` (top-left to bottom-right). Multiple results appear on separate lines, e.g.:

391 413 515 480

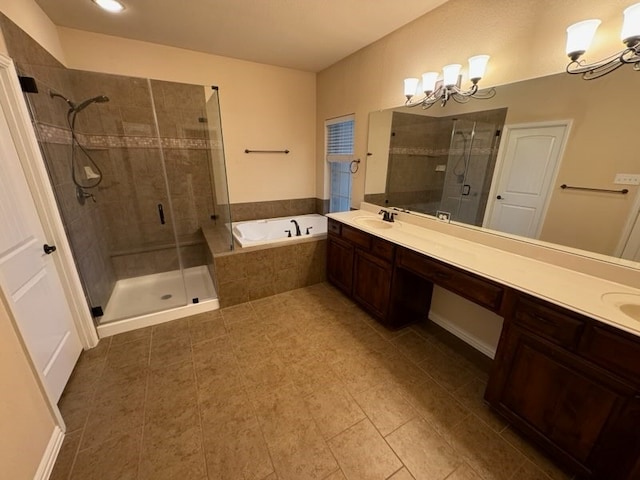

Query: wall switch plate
436 210 451 222
614 173 640 185
435 164 447 172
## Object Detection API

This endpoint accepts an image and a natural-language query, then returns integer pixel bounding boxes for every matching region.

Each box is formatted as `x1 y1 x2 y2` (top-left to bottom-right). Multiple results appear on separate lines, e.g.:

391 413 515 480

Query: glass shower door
21 70 191 323
440 118 476 220
202 86 233 253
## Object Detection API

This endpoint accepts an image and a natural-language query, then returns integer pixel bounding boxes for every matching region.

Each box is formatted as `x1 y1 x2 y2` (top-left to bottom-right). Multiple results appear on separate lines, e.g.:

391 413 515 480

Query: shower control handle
158 203 165 225
43 244 57 255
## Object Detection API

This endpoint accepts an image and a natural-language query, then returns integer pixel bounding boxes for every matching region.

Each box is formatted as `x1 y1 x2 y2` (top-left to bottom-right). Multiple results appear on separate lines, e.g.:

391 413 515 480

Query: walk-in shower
384 108 506 225
20 68 233 336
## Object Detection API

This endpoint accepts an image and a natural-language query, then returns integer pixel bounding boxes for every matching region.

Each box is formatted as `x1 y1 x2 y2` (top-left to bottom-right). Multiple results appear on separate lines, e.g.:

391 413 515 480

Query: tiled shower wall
369 108 506 221
385 112 451 209
0 15 221 312
0 14 116 311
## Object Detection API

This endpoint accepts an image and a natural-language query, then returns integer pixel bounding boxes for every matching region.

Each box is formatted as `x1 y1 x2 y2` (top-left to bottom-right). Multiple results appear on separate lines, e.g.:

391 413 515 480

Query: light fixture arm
566 42 640 80
405 81 495 109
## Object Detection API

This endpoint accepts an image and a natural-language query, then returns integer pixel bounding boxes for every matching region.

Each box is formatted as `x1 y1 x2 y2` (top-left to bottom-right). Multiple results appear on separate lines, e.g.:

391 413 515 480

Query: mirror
365 67 640 267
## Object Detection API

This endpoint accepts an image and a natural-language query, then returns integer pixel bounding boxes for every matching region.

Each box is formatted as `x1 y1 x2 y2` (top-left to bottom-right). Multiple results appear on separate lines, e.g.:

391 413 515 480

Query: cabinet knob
496 195 503 200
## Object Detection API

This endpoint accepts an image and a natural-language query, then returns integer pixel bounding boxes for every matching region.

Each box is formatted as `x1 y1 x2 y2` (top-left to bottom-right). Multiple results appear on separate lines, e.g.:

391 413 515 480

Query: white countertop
327 210 640 337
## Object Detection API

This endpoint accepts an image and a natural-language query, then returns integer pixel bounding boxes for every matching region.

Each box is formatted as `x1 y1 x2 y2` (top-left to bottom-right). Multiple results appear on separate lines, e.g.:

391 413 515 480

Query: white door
486 123 569 238
0 98 82 402
621 211 640 261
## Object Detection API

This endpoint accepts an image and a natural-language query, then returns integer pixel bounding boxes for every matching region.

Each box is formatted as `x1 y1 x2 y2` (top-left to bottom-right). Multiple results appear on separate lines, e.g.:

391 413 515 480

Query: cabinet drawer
328 218 341 235
513 296 585 349
397 247 503 312
580 325 640 386
342 224 372 250
370 237 395 262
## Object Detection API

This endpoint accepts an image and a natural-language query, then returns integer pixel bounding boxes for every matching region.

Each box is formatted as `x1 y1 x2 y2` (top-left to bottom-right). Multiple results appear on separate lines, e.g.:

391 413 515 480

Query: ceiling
35 0 449 72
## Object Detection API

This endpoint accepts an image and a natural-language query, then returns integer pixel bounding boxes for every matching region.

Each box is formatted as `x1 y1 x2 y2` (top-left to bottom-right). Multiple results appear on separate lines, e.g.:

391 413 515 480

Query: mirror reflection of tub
232 214 328 248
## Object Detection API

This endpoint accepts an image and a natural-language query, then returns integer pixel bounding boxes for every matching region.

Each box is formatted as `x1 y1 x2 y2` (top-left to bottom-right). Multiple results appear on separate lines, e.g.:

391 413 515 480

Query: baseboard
34 426 64 480
429 311 497 359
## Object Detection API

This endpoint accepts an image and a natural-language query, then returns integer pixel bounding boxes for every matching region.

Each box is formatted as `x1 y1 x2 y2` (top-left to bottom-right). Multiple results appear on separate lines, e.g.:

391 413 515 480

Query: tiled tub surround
206 231 327 307
230 197 319 222
52 283 570 480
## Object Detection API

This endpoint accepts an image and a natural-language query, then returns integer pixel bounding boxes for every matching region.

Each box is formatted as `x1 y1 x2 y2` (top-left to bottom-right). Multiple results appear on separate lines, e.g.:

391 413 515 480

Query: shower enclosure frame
20 69 231 338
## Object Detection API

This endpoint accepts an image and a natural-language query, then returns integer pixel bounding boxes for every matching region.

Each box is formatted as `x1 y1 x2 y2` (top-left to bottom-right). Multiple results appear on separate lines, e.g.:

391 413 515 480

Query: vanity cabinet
326 218 395 320
326 233 354 295
486 292 640 479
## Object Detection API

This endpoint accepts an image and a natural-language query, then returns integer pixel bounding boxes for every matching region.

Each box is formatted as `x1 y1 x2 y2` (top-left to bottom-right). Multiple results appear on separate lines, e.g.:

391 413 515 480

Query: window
326 115 355 213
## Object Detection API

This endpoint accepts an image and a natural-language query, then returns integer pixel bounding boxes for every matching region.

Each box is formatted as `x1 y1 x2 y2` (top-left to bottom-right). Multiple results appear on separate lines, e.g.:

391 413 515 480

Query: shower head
73 95 110 113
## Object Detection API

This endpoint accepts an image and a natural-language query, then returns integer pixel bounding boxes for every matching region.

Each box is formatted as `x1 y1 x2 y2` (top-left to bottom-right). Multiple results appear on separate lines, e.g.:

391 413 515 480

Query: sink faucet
379 209 396 223
290 219 302 236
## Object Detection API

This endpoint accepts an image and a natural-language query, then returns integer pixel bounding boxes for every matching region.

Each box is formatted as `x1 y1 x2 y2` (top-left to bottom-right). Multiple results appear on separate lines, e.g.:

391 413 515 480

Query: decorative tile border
389 146 496 156
35 123 220 150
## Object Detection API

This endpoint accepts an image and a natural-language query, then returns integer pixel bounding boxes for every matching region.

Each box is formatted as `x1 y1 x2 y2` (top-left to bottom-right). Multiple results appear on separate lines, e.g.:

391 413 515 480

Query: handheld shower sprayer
73 95 110 113
48 90 110 193
49 91 110 112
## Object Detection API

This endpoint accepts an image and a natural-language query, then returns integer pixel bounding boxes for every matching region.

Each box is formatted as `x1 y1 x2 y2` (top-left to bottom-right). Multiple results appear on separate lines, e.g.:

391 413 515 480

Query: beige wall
0 0 65 62
58 28 316 204
316 0 634 205
0 293 56 480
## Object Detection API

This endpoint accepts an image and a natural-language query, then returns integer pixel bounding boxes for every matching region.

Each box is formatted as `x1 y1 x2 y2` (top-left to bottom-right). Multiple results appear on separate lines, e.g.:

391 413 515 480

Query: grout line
190 343 210 479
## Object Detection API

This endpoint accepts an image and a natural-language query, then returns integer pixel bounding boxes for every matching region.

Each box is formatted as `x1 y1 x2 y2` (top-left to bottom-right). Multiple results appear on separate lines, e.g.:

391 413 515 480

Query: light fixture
566 3 640 79
404 55 495 109
92 0 125 13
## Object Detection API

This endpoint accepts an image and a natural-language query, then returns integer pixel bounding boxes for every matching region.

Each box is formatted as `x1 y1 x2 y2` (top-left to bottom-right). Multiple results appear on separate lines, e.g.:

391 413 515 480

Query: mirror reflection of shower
49 90 110 204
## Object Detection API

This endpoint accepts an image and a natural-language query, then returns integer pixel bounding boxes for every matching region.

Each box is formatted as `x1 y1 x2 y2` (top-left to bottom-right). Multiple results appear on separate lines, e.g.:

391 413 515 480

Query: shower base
96 265 219 338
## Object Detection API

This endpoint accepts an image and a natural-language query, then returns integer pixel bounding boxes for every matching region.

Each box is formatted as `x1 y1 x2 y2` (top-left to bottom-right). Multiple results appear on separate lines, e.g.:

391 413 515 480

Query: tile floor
52 283 573 480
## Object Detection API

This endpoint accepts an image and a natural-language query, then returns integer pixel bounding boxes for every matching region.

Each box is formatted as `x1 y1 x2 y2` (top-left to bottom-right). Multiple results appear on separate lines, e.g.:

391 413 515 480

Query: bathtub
232 214 327 248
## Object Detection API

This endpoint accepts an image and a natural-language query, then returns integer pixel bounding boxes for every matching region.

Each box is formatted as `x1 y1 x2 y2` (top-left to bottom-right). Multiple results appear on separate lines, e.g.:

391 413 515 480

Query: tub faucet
290 219 301 236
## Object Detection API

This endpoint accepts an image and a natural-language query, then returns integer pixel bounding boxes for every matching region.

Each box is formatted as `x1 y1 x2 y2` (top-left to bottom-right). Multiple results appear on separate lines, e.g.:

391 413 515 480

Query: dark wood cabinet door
352 249 392 320
493 325 638 478
326 235 354 296
500 328 617 463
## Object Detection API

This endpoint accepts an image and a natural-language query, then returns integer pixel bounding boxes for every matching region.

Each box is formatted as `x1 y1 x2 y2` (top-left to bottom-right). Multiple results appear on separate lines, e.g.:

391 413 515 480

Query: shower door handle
157 203 165 225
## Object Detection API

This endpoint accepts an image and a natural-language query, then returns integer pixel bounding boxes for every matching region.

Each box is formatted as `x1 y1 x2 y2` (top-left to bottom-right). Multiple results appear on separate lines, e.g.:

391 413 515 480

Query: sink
601 292 640 322
354 217 397 230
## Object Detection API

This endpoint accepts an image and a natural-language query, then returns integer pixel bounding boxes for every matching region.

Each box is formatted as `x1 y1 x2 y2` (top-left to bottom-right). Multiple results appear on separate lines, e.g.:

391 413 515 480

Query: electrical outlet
435 164 447 172
614 173 640 185
436 210 451 222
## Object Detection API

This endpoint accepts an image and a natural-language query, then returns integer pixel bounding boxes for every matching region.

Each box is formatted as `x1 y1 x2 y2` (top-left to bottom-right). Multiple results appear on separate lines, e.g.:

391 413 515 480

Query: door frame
482 120 573 238
614 188 640 258
0 55 98 404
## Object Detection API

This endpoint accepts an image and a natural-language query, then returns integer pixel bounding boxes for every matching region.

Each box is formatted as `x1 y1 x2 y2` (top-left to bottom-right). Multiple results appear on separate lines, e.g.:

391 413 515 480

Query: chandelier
566 3 640 79
403 55 496 109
